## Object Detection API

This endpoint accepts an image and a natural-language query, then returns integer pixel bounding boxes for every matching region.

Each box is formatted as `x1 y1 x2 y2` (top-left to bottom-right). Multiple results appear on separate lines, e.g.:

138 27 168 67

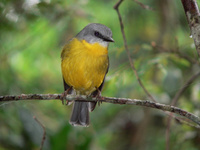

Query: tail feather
70 101 90 127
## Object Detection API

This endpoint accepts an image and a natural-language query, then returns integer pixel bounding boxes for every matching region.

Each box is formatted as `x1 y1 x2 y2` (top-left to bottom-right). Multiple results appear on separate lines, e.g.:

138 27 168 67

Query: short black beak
104 37 115 42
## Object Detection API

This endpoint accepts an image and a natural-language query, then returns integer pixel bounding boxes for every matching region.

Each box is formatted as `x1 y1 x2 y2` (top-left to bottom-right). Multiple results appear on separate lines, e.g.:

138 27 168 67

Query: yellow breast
61 38 108 95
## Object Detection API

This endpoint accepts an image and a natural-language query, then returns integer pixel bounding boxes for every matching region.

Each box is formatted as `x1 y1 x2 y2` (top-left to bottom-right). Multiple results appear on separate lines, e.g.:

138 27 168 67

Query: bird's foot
95 88 102 106
61 87 72 105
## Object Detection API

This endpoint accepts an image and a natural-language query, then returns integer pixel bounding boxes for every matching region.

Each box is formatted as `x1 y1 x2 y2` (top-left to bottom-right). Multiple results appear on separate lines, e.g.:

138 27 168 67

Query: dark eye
94 31 100 37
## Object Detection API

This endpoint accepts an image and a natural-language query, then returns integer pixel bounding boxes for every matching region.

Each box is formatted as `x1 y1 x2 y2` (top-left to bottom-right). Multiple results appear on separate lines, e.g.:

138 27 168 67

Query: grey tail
69 101 90 127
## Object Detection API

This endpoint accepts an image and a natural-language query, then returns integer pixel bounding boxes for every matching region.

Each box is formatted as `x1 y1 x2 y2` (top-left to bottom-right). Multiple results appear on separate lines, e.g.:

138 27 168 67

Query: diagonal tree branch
166 70 200 150
181 0 200 58
171 70 200 106
1 94 200 126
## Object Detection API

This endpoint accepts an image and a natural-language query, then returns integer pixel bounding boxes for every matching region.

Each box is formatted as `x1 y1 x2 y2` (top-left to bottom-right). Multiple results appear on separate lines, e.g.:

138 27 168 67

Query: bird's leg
61 87 72 105
95 88 102 106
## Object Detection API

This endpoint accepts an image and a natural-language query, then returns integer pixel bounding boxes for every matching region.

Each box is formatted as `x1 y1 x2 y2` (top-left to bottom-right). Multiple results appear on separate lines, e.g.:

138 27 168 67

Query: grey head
76 23 114 47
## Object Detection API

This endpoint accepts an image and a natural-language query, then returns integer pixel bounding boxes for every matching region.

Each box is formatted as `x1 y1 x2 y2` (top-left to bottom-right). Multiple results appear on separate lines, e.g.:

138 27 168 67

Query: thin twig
1 94 200 126
134 0 154 11
33 116 46 150
172 71 200 106
114 0 157 102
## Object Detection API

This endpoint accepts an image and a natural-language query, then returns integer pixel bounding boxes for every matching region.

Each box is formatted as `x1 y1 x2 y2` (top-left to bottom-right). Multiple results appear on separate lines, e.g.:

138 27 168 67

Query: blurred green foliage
0 0 200 150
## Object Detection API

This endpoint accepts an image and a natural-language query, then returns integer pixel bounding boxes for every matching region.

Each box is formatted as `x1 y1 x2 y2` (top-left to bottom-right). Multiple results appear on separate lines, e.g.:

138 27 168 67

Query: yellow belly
61 38 108 95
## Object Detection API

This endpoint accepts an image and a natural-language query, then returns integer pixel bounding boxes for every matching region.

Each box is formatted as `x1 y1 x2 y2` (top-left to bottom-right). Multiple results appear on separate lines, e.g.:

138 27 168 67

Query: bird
61 23 114 127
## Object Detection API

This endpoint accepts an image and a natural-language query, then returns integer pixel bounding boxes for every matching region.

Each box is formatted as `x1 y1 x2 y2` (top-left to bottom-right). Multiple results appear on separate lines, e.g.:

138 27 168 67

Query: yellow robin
61 23 114 127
